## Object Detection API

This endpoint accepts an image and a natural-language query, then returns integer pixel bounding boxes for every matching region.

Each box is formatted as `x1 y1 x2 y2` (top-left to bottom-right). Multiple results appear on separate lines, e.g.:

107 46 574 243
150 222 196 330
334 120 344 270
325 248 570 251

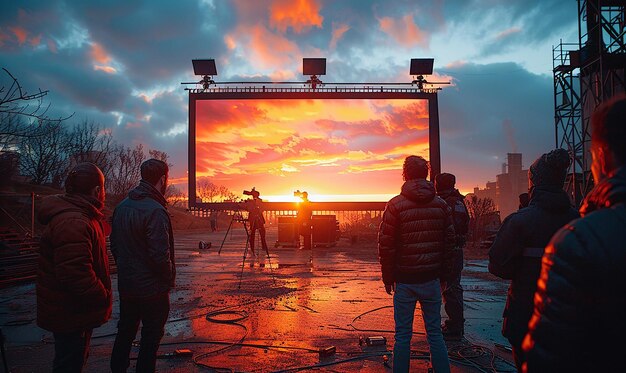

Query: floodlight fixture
192 59 217 90
192 59 217 76
410 58 434 75
303 58 326 76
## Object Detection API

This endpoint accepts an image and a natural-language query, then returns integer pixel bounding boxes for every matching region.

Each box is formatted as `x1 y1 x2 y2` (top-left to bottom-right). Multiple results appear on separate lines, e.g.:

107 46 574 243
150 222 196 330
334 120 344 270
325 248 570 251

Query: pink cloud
269 0 324 33
94 65 117 74
496 27 522 41
329 23 349 49
47 38 57 53
29 34 41 46
9 26 27 45
379 14 428 48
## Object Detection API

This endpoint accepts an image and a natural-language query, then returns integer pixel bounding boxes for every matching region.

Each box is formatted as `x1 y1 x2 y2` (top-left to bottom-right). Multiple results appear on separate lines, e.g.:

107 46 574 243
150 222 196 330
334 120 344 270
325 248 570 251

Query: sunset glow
196 99 430 201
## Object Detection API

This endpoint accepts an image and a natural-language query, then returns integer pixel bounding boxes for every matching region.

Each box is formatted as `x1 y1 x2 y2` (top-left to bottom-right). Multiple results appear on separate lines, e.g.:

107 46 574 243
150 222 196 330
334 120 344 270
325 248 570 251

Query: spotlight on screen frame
410 58 434 76
303 58 326 76
192 59 217 76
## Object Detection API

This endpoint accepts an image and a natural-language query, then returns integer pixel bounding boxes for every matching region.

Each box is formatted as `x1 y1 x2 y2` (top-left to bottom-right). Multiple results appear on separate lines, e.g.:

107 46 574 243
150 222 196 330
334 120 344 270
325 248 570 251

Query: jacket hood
401 179 436 204
128 180 167 207
580 166 626 216
529 185 573 212
437 188 465 201
38 194 104 225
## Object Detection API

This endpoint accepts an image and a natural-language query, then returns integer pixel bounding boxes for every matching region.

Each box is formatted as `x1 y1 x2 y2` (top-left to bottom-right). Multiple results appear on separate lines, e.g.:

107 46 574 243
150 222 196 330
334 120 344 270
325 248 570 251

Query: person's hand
385 283 395 295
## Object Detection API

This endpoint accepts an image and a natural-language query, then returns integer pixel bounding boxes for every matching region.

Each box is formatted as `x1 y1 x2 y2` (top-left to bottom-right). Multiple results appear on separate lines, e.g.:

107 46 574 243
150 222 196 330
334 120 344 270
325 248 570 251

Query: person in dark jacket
518 193 529 209
245 188 268 258
36 163 111 373
379 155 455 373
110 159 175 373
522 97 626 373
488 148 578 370
435 172 469 341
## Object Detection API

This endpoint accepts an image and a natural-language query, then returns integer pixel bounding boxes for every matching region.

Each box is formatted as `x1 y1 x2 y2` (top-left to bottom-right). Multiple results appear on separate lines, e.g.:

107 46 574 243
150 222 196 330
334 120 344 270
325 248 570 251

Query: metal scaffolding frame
553 0 626 205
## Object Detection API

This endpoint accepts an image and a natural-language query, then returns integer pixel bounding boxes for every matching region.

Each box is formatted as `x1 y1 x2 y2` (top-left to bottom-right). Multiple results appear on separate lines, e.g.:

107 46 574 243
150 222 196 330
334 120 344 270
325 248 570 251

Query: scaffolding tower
553 0 626 204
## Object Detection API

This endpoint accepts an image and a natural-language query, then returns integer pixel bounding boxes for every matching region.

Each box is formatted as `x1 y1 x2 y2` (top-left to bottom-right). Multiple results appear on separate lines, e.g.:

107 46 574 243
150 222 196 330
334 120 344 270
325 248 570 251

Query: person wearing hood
522 97 626 372
378 155 455 373
435 173 470 341
36 162 112 372
110 159 175 373
488 148 579 371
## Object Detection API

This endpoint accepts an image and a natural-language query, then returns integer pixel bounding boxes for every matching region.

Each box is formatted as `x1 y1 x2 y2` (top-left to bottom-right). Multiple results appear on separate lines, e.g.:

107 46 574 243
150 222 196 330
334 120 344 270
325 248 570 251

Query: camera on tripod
243 187 260 199
293 190 308 199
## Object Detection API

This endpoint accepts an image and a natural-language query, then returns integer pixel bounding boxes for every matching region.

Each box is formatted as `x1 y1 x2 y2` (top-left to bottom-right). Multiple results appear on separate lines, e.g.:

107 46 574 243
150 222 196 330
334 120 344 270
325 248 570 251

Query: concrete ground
0 226 516 372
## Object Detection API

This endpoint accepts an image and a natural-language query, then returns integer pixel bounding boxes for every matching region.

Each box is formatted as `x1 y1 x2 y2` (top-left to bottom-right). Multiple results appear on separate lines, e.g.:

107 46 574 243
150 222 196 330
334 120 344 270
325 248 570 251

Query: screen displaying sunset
195 98 430 202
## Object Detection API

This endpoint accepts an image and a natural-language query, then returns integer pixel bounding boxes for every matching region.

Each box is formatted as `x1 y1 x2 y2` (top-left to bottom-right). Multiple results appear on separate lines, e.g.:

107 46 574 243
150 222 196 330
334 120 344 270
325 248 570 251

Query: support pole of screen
428 93 441 181
188 95 197 207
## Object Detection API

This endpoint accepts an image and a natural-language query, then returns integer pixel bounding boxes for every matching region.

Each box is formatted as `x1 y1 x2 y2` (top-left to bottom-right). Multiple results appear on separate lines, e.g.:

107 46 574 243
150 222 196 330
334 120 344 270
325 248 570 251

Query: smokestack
502 163 507 175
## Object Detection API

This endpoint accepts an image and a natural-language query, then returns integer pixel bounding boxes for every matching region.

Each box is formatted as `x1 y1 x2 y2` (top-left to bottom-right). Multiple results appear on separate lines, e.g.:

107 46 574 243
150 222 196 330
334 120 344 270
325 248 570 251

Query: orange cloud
224 35 236 50
9 26 27 45
495 27 521 40
379 14 427 48
94 65 117 74
90 42 111 64
330 23 349 49
269 0 324 33
247 24 301 69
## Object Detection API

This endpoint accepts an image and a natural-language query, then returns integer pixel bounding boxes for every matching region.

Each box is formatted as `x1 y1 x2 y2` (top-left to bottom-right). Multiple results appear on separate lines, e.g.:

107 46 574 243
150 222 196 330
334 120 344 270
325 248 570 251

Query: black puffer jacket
378 179 455 285
488 186 578 345
110 181 175 299
523 166 626 373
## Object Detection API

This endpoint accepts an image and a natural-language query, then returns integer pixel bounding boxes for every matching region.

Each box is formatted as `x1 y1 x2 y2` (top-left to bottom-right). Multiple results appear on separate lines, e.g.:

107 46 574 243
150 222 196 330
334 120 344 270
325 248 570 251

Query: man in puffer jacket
488 149 578 371
37 163 112 372
110 159 175 373
523 97 626 372
379 155 456 373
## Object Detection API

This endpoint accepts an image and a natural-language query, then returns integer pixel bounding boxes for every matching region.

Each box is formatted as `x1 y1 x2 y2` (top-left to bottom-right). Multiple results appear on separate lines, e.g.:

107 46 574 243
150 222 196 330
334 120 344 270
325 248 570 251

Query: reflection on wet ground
0 227 517 372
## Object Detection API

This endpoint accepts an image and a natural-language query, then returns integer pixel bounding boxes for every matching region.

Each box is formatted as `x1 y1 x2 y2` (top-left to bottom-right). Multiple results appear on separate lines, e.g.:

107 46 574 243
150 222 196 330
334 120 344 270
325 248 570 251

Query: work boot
441 323 463 341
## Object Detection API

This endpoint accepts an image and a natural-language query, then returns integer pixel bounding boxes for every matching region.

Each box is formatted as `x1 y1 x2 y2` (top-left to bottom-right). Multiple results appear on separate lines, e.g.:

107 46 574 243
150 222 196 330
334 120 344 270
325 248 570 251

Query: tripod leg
238 221 252 289
218 215 236 254
260 229 276 284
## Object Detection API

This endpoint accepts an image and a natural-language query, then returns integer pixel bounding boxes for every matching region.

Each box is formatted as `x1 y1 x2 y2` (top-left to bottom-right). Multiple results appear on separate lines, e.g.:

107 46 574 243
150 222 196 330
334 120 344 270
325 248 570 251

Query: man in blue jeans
110 159 175 373
379 156 455 373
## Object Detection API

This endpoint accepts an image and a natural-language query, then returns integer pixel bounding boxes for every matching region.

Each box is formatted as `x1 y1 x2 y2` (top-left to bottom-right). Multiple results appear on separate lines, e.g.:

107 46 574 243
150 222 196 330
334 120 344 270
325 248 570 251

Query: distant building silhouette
473 153 528 219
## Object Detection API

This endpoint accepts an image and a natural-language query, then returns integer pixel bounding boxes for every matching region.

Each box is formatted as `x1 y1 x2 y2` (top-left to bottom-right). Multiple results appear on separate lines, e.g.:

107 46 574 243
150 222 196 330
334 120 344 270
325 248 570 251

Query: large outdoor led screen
194 99 430 202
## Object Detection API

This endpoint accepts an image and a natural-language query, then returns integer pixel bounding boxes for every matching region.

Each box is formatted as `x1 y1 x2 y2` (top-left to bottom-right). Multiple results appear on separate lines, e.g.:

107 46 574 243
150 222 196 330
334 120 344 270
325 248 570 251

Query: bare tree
65 120 115 181
218 185 237 202
18 121 70 186
148 149 169 164
197 178 220 202
165 185 186 207
465 195 497 246
107 143 145 199
0 68 72 146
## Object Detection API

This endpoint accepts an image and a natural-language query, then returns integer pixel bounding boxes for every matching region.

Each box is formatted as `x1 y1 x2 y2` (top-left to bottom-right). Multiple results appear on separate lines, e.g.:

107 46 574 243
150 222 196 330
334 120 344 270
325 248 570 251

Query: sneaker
441 324 463 341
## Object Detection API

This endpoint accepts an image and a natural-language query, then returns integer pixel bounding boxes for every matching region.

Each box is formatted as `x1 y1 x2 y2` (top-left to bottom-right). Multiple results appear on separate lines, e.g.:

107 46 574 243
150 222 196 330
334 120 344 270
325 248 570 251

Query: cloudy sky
1 0 579 200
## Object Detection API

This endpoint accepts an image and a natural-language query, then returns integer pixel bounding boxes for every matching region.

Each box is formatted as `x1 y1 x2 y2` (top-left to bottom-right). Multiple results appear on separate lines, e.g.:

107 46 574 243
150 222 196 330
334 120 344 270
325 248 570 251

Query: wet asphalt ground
1 226 516 372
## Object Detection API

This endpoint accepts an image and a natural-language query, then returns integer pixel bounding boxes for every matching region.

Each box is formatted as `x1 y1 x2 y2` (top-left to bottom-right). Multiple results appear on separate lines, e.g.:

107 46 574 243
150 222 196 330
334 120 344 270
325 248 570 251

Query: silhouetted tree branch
0 68 73 144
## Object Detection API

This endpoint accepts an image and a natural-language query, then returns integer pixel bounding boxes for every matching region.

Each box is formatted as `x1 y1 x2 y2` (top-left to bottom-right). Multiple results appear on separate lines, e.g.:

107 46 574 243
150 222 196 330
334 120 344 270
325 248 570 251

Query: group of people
34 96 625 373
378 95 626 372
36 159 174 372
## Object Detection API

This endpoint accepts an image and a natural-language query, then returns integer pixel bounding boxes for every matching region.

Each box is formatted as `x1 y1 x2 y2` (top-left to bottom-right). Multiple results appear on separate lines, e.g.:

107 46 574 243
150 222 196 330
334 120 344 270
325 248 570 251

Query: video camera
293 190 308 199
243 187 260 198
